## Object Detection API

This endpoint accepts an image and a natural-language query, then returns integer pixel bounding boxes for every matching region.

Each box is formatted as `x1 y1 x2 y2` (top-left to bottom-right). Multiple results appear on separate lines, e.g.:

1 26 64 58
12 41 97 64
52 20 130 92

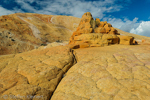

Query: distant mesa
68 12 137 49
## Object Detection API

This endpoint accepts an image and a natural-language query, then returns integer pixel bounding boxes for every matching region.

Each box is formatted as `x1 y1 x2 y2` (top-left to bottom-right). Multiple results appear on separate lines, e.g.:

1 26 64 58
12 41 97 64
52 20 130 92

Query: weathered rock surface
0 42 150 100
0 45 76 100
69 12 137 48
51 44 150 100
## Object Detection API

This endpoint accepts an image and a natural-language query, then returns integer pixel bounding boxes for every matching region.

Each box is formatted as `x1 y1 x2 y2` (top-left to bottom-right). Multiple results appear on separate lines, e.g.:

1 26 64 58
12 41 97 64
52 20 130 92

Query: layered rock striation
69 12 137 48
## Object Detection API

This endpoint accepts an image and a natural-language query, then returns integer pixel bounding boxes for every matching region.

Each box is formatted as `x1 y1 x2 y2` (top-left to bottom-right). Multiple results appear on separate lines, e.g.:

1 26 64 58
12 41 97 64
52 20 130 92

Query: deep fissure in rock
49 48 78 100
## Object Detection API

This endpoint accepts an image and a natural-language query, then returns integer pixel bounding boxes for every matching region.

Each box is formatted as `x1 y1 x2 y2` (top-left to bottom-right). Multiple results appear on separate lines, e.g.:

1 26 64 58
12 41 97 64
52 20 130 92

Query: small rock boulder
117 35 134 45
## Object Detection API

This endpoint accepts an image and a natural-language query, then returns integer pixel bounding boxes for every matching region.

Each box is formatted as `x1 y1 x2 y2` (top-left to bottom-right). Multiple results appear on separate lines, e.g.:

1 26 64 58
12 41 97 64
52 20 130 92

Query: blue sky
0 0 150 37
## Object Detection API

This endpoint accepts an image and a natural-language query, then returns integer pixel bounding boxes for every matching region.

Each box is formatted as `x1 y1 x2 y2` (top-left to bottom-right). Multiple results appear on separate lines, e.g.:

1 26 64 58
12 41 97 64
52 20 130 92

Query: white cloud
103 17 140 32
15 0 36 12
14 0 123 18
104 16 150 37
0 6 24 16
130 21 150 37
0 6 15 16
104 17 150 37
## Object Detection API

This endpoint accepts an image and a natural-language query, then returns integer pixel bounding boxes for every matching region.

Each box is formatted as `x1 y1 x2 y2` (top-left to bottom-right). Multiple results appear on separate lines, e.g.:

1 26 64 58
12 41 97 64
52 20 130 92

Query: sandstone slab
0 46 76 100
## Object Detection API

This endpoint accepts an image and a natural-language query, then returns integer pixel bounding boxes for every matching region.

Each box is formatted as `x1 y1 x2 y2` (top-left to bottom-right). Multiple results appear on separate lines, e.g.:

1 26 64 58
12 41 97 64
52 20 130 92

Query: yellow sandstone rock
118 35 134 45
69 12 137 48
51 44 150 100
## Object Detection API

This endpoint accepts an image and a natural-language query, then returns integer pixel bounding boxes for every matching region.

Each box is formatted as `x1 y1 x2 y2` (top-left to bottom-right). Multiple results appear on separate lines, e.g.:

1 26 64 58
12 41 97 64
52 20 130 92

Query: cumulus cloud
0 6 14 16
103 16 150 37
1 0 131 18
103 16 140 31
0 6 23 16
130 21 150 37
15 0 37 12
14 0 124 18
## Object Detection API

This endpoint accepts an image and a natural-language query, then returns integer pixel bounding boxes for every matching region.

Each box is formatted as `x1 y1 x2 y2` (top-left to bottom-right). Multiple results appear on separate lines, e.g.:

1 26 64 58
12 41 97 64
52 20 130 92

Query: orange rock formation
69 12 137 48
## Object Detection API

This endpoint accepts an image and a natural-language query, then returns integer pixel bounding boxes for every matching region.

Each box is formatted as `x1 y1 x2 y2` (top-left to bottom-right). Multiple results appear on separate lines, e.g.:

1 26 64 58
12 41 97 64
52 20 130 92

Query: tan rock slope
0 13 80 55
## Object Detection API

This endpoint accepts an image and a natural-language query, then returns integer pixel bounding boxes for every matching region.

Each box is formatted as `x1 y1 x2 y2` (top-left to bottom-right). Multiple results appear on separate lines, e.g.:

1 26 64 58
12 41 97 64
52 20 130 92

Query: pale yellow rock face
0 46 76 100
51 44 150 100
